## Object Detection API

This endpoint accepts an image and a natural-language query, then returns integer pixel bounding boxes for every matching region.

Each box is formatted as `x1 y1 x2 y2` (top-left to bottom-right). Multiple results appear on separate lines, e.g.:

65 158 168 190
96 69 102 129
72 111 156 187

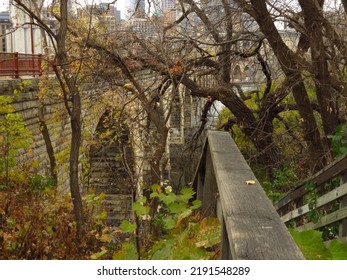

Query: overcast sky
0 0 127 12
0 0 8 11
0 0 148 20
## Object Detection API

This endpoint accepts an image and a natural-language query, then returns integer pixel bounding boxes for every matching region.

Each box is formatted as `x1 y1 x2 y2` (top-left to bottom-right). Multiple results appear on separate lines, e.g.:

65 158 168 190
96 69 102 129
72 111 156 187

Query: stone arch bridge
0 77 210 224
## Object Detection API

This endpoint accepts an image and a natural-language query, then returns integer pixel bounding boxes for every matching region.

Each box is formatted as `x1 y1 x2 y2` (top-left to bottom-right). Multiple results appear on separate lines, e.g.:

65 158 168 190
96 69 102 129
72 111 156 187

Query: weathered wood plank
297 207 347 231
216 197 223 222
281 183 347 223
207 131 304 260
220 216 232 259
196 172 205 201
276 154 347 211
202 146 218 216
315 155 347 186
340 173 347 238
192 141 207 198
282 205 310 223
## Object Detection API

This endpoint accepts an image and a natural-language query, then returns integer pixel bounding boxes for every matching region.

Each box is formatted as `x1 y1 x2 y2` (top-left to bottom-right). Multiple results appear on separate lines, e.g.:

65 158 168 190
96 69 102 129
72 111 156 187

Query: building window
161 0 175 9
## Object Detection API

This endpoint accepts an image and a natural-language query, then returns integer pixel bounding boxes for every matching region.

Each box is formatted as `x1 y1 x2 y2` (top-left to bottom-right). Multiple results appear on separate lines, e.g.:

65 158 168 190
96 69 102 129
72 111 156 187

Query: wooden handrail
0 52 42 78
276 154 347 239
192 130 304 259
275 154 347 210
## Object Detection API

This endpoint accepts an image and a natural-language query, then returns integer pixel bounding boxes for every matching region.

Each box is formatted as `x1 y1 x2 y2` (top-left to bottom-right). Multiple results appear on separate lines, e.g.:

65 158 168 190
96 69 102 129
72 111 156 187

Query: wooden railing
0 52 42 78
192 130 304 259
276 154 347 240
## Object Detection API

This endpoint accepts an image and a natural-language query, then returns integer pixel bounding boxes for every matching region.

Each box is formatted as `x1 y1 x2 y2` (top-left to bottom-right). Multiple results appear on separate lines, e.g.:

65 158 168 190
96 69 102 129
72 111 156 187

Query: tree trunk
342 0 347 14
290 74 326 171
13 0 86 240
248 0 326 172
58 0 85 240
181 77 281 175
252 116 280 179
70 94 85 239
38 104 57 184
299 0 340 141
149 126 168 238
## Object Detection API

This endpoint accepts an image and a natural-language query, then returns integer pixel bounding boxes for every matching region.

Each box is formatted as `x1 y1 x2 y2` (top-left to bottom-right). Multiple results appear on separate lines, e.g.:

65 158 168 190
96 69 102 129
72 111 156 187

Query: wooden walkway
192 130 304 260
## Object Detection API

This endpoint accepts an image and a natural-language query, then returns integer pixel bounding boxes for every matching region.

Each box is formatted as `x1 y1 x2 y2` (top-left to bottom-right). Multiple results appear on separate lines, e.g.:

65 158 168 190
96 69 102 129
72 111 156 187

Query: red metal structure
0 52 42 78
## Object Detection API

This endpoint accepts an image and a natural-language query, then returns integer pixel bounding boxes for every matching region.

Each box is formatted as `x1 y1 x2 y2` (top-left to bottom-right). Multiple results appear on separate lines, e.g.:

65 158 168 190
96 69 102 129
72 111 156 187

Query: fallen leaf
246 180 256 185
99 233 112 243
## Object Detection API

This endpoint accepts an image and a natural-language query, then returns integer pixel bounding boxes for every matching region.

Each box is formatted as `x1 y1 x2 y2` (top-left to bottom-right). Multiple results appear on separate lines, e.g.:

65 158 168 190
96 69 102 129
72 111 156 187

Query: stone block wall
0 78 72 189
0 75 213 225
1 78 134 225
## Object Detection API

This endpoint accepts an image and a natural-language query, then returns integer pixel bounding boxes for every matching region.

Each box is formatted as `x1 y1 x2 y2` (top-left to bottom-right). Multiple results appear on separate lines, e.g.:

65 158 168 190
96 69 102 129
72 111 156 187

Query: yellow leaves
194 217 221 249
99 233 113 243
92 227 123 250
31 159 39 169
123 83 134 91
90 250 108 260
209 51 217 57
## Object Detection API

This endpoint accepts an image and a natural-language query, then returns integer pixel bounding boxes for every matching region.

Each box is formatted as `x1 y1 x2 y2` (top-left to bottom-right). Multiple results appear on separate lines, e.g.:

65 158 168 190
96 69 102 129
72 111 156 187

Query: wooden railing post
1 52 46 78
38 54 42 76
340 173 347 240
194 131 304 259
14 52 19 78
194 145 206 202
220 215 232 259
32 53 35 77
201 147 218 216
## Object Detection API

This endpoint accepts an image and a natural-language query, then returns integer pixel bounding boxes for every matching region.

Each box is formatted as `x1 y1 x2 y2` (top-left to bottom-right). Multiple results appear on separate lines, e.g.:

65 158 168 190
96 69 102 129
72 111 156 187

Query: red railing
0 52 42 78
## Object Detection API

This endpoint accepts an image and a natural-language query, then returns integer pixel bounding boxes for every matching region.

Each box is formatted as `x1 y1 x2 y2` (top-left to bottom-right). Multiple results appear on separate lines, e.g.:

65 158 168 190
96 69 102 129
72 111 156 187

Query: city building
161 0 176 23
0 11 11 52
92 2 121 19
83 2 122 31
129 17 154 35
161 0 175 9
150 0 176 23
8 1 45 54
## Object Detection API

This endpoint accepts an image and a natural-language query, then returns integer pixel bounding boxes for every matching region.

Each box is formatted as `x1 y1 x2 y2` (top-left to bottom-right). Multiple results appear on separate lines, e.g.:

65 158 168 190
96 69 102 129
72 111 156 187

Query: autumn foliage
0 166 128 260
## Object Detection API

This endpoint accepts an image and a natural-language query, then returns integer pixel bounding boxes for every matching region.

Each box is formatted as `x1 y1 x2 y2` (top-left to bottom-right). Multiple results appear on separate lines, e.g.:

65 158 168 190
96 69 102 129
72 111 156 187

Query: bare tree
12 0 88 239
12 0 347 225
119 0 347 178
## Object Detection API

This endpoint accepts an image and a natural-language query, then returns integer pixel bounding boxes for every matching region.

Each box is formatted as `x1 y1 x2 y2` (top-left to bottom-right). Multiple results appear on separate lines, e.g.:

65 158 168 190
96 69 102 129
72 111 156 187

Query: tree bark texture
248 0 326 172
298 0 340 138
38 104 57 184
58 0 85 239
69 93 85 239
180 76 281 174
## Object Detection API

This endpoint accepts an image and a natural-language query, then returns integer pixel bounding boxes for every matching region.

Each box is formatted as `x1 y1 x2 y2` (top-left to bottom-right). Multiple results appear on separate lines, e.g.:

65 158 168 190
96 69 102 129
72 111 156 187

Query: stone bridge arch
1 77 216 225
88 107 134 225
